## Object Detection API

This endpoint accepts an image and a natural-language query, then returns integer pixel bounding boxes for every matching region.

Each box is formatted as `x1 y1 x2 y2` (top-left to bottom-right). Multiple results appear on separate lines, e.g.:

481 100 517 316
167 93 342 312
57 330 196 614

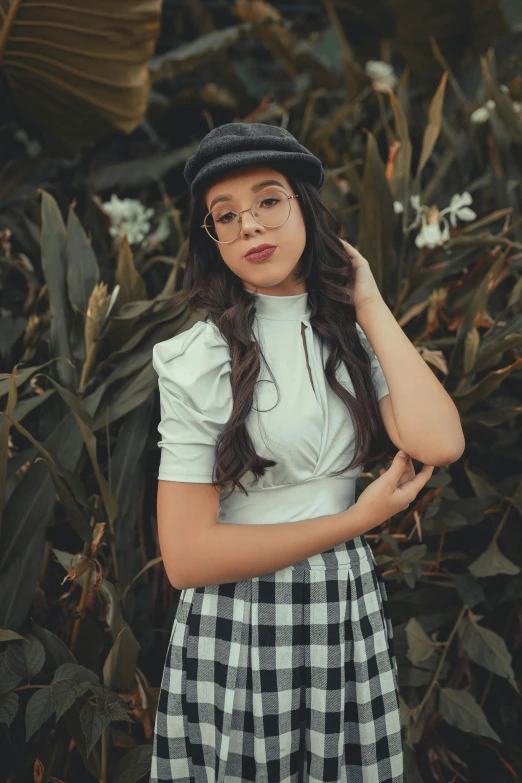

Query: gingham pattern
150 535 403 783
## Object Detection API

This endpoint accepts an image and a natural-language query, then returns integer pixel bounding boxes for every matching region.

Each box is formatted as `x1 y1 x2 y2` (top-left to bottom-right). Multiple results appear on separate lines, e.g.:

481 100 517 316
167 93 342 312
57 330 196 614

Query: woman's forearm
177 503 373 589
356 295 465 462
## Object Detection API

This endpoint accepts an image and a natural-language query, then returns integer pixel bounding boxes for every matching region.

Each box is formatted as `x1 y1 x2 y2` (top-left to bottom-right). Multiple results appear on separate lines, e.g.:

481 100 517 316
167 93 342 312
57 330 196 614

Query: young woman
149 122 440 783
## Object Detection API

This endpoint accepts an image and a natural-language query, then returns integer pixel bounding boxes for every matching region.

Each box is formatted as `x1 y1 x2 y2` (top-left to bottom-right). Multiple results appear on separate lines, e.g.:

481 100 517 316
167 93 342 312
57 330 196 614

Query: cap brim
189 149 323 194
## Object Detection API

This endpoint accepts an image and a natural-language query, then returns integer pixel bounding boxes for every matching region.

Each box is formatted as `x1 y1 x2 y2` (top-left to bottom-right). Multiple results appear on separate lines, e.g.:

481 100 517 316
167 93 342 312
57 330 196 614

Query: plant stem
412 603 468 720
99 729 108 783
70 557 93 653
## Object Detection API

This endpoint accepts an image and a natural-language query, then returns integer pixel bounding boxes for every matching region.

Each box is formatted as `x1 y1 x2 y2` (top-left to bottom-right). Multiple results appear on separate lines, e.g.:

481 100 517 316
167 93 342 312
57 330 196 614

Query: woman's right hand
355 450 434 530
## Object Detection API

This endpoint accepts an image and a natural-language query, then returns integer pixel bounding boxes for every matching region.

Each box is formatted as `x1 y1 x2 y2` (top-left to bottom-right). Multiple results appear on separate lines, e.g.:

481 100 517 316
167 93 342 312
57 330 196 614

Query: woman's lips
245 246 277 262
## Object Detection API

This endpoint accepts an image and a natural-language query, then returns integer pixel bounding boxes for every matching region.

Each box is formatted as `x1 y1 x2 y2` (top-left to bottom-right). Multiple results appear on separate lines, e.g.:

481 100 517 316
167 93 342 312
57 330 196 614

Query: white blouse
152 291 389 526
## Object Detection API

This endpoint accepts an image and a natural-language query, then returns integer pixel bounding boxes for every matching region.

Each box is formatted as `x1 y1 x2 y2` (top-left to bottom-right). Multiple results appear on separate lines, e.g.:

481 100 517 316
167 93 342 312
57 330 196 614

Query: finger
397 466 415 487
342 240 360 257
390 450 411 476
397 458 415 478
403 464 435 494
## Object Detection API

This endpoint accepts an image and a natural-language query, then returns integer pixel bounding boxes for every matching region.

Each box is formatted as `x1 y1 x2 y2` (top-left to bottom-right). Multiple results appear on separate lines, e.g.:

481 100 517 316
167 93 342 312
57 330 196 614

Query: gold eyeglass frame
201 193 299 244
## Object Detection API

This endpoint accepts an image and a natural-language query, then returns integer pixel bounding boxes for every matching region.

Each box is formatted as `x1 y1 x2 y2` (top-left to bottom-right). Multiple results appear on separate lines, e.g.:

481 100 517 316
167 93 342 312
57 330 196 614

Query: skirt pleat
150 536 403 783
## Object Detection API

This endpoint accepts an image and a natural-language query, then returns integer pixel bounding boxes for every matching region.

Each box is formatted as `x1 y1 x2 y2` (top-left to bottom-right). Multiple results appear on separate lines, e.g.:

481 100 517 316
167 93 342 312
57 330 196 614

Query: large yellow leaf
0 0 162 155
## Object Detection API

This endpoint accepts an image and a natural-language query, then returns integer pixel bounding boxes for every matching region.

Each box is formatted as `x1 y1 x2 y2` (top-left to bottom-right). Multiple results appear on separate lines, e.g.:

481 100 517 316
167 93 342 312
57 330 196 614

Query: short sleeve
152 320 232 482
356 323 389 401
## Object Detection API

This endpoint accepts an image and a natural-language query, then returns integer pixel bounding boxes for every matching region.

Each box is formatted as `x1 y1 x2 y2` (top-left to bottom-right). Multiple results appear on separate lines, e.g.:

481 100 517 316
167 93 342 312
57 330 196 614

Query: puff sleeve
356 323 390 401
152 320 233 482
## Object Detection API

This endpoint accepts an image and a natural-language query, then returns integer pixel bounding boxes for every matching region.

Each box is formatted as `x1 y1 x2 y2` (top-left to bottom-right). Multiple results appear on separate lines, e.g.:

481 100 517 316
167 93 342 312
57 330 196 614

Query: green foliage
1 3 522 782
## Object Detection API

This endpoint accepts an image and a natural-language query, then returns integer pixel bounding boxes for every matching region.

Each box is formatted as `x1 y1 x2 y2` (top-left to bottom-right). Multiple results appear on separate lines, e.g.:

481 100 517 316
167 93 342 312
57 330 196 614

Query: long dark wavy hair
183 173 392 500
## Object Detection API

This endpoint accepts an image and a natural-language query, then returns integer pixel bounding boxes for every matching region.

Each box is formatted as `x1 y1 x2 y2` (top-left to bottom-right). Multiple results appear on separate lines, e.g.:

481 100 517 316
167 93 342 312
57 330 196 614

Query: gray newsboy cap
184 122 324 196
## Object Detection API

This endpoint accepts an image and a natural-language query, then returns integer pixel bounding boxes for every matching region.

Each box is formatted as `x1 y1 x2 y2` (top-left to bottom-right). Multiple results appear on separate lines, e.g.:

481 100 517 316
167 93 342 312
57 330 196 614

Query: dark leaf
400 545 427 563
22 634 46 678
388 86 412 211
90 145 198 191
0 512 47 633
114 237 147 312
0 650 24 693
39 377 119 530
439 687 501 742
31 623 76 671
469 538 520 578
66 206 100 315
92 365 157 429
112 395 154 591
452 574 485 608
0 630 25 642
358 131 396 291
414 72 448 180
405 618 435 665
112 744 153 783
80 701 111 757
0 413 92 555
458 612 517 688
26 688 55 741
0 691 19 727
63 701 102 778
149 23 255 84
449 245 510 384
39 190 74 389
52 680 91 722
54 663 100 685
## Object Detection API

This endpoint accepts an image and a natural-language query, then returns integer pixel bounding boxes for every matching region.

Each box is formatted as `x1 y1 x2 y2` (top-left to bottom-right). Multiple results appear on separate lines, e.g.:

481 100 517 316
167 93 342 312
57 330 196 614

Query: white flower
470 106 491 124
411 191 477 249
471 96 522 123
415 210 450 248
365 60 398 93
101 194 155 245
500 84 509 94
393 201 404 214
442 192 477 227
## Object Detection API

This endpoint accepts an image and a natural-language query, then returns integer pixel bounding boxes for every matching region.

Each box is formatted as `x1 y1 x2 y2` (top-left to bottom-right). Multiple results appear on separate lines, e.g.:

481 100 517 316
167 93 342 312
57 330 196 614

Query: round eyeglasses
201 189 299 244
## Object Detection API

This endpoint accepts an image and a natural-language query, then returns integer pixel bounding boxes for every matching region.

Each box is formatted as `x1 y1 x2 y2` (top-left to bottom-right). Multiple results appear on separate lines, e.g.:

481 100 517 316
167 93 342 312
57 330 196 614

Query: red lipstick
245 244 277 263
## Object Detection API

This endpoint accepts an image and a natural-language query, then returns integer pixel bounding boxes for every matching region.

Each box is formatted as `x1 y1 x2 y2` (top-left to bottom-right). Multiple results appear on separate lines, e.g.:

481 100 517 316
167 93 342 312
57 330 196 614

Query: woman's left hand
379 453 416 487
340 239 383 313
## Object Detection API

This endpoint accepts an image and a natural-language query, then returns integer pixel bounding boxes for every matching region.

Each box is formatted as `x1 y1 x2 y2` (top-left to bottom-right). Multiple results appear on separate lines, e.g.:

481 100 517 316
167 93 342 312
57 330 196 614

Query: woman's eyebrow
208 179 288 211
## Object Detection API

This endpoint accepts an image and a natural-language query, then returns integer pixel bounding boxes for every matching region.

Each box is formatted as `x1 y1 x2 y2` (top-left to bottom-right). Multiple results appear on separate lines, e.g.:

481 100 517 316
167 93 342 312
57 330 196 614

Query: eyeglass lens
205 188 291 243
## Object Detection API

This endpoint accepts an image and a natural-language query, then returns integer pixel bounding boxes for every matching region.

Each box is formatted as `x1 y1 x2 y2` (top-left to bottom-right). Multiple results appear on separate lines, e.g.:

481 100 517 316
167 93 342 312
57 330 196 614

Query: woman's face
203 165 307 296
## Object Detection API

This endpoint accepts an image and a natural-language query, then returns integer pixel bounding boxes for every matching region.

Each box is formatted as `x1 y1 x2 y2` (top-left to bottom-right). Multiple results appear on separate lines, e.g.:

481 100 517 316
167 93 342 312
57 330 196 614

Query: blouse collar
252 290 311 321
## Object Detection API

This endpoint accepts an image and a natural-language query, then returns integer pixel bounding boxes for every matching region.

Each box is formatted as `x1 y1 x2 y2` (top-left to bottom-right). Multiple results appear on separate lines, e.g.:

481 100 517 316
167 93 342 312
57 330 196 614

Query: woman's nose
240 209 265 234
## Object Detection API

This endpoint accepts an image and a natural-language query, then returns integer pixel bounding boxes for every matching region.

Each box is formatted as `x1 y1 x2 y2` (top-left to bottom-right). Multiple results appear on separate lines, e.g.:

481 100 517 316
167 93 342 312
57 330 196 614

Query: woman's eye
216 212 235 223
261 198 279 207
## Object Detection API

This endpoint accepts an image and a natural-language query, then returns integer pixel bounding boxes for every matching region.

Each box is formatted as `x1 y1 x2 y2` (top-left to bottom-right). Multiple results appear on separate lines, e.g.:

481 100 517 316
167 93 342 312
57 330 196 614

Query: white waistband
218 475 357 526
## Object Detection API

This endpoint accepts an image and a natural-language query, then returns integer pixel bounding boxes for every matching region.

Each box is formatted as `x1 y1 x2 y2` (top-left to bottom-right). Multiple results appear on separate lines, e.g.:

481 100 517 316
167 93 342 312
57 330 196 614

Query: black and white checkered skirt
150 535 403 783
